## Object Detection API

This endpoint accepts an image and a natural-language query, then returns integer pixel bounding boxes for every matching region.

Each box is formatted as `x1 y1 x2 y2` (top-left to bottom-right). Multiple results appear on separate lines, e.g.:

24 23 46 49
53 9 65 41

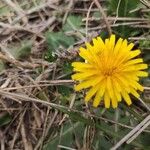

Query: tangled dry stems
0 0 150 149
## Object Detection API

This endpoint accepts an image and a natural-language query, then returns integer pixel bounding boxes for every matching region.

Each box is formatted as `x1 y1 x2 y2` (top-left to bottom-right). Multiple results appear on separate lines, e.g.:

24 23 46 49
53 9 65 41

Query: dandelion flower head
72 35 148 108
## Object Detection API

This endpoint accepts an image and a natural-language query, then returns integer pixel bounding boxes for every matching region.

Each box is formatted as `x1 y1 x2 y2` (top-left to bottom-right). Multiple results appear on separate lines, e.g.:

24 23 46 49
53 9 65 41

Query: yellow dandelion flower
72 35 148 108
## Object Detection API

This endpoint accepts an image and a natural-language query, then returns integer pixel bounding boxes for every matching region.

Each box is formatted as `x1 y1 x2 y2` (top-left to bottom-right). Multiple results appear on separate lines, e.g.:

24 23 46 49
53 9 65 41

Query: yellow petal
97 37 105 51
79 47 94 63
119 72 139 82
106 77 118 108
132 82 144 91
93 89 103 107
73 67 94 72
92 38 102 53
126 43 134 51
105 39 109 47
74 75 104 91
85 84 100 102
75 81 92 91
92 38 98 46
121 91 132 105
135 64 148 70
112 77 122 92
114 75 130 92
114 38 123 54
114 91 121 102
111 97 118 108
86 42 93 51
106 77 114 99
72 71 96 80
109 34 115 50
104 91 110 108
123 59 143 66
72 62 93 69
121 39 128 51
130 88 140 98
124 64 148 71
128 50 141 59
92 80 106 107
136 71 148 77
113 51 129 66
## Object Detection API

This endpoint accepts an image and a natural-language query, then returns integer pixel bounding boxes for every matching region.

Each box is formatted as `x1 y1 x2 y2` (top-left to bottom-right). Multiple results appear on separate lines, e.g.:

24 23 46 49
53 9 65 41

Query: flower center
103 67 117 76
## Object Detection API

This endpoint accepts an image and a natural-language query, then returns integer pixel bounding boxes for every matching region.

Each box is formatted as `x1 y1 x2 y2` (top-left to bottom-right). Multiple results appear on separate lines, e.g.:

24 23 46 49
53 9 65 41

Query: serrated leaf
63 15 83 32
46 31 75 50
45 31 75 62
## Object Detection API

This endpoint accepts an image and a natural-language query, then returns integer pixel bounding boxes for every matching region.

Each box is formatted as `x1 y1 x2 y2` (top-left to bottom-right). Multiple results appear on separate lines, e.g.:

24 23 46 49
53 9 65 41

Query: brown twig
85 1 95 39
10 107 27 149
0 52 50 69
1 0 28 24
0 90 149 134
94 0 112 35
21 122 33 150
140 0 150 8
111 115 150 150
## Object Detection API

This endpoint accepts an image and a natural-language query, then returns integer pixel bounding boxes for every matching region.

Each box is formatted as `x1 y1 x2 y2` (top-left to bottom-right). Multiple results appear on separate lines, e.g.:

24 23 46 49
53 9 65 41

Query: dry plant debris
0 0 150 150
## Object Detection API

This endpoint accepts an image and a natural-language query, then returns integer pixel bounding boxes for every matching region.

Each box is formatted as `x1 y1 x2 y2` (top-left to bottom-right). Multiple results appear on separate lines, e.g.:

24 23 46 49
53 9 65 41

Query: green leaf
139 133 150 149
46 31 75 50
139 40 150 49
92 11 102 18
43 122 84 150
37 90 48 101
43 102 144 148
0 2 11 16
139 40 150 63
107 0 141 38
62 62 73 74
63 15 83 32
108 0 139 17
8 41 32 59
0 60 5 72
0 113 12 127
58 85 72 97
45 31 75 61
93 132 113 150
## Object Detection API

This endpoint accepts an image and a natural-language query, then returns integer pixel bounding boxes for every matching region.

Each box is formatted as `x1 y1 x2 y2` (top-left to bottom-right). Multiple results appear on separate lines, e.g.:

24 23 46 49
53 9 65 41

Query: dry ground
0 0 150 150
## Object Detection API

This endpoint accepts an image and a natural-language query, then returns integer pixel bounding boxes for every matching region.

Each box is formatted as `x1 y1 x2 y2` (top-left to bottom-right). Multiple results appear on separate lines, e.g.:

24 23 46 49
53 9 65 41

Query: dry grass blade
1 80 74 91
111 115 150 150
1 0 27 24
0 52 41 69
10 107 27 149
138 97 150 111
94 0 112 35
0 130 5 150
21 122 33 150
0 0 149 149
126 120 150 144
85 1 95 38
140 0 150 8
